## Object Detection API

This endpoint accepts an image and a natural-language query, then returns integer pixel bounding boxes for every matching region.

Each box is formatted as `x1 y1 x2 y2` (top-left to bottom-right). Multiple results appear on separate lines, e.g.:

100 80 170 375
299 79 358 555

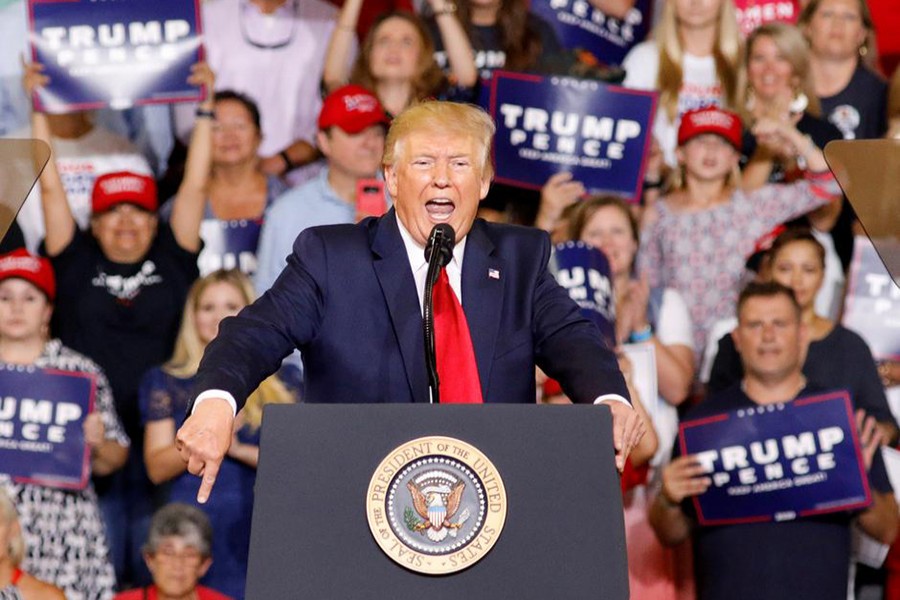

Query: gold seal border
365 435 507 576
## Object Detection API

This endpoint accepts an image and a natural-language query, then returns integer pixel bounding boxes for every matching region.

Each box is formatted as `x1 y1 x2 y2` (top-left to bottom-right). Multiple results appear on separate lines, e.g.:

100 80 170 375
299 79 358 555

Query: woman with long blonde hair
622 0 743 167
139 269 297 599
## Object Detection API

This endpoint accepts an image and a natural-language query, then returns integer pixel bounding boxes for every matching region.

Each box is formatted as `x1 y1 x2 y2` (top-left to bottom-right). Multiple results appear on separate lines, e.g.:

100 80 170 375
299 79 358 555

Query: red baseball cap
318 85 390 134
0 249 56 301
677 107 743 150
91 171 158 214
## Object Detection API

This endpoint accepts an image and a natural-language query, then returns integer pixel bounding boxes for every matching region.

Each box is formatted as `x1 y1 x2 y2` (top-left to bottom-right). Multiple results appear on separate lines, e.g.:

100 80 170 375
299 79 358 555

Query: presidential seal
366 436 507 575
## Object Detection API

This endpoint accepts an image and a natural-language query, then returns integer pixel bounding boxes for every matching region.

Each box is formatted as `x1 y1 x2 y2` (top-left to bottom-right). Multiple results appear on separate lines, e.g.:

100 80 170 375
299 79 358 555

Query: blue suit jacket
193 209 628 407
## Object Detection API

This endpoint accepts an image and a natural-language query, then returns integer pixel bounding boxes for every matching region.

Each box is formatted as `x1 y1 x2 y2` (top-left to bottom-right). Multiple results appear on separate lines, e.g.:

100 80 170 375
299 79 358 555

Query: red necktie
433 269 483 403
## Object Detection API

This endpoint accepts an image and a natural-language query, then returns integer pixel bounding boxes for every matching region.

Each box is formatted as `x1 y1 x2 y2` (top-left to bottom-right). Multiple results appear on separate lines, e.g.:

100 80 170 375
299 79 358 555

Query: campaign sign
0 365 95 490
490 71 656 200
198 218 262 277
733 0 800 37
679 391 870 526
28 0 203 112
549 240 615 345
843 236 900 361
530 0 652 66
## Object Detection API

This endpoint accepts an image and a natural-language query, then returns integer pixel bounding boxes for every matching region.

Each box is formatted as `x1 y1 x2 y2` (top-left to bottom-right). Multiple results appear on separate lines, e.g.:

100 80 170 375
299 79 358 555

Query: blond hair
164 270 294 430
0 490 24 567
383 101 495 179
745 22 822 119
655 0 743 122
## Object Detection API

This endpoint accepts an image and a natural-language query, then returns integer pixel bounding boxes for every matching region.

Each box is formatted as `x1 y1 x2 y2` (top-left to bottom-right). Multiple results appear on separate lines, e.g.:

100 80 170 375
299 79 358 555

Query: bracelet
629 324 653 343
795 134 814 171
336 23 355 31
195 107 215 119
433 1 457 15
279 150 295 173
643 179 662 191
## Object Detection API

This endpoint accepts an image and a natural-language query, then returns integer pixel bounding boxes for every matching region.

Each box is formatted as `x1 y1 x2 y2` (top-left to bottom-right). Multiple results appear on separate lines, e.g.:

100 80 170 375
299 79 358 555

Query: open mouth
426 198 455 221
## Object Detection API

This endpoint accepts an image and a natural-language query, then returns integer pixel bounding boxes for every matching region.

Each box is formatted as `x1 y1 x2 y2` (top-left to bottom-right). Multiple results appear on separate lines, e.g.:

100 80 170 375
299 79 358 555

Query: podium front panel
246 404 628 599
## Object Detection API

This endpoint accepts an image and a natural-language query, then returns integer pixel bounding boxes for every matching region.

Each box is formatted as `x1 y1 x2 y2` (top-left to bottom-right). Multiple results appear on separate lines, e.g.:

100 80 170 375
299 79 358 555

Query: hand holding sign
535 172 585 232
83 412 105 448
856 409 884 471
661 455 712 505
21 58 50 108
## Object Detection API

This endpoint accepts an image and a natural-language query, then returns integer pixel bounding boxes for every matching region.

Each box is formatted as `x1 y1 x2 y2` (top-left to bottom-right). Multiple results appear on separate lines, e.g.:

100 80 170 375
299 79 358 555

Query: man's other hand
601 400 646 472
175 398 234 504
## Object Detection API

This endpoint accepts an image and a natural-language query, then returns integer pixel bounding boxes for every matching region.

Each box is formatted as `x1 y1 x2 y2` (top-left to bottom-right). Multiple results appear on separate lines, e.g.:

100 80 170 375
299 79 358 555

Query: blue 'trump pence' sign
28 0 203 112
679 391 870 526
490 72 656 200
0 365 95 490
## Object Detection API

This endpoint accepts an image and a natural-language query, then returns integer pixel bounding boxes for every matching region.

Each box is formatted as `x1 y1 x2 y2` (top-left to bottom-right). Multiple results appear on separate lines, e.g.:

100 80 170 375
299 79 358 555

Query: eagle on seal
407 481 465 542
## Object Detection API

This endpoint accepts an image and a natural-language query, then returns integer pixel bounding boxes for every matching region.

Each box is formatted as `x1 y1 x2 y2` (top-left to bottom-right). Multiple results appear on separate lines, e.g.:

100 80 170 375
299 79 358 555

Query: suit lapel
371 210 429 403
461 221 504 401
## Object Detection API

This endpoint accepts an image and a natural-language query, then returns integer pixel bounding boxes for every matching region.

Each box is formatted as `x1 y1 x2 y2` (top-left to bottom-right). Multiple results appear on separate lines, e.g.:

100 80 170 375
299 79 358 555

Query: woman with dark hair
426 0 563 89
323 0 476 116
707 228 897 442
167 87 287 277
801 0 888 140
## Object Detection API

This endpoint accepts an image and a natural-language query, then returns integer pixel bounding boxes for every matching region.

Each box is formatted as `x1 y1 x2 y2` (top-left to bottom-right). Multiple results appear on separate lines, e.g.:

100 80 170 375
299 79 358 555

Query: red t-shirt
114 585 234 600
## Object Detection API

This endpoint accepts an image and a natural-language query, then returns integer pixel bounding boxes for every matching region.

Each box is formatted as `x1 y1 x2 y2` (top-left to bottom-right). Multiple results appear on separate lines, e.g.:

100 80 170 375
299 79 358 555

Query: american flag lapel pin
488 268 500 280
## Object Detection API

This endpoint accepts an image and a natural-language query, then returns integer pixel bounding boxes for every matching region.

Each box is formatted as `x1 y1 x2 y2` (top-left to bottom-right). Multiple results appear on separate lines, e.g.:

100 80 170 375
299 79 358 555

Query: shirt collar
396 215 467 274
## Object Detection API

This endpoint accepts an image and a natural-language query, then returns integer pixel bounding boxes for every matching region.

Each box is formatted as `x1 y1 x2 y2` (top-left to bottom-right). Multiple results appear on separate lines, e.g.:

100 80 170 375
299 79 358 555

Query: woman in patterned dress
0 250 129 600
639 106 840 362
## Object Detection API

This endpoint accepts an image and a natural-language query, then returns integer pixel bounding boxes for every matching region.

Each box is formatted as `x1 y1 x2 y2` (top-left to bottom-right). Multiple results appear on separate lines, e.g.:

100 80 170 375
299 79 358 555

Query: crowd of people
0 0 899 597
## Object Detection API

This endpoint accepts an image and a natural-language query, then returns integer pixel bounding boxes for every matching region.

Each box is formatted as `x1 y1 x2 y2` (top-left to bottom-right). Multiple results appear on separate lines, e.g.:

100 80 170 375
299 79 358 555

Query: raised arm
426 0 477 88
322 0 363 93
169 62 214 253
23 61 75 256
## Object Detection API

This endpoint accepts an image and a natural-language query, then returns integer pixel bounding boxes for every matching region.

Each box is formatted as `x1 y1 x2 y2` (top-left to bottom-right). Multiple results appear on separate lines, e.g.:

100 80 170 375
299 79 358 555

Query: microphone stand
424 255 442 404
423 224 455 404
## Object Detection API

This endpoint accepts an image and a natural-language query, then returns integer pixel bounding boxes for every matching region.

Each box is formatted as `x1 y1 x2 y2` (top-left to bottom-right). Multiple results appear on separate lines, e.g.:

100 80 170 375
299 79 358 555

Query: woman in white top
622 0 743 167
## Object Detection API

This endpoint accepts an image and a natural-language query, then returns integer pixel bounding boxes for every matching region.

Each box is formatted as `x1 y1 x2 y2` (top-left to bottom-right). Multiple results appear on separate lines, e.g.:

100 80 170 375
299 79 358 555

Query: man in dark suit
176 101 644 503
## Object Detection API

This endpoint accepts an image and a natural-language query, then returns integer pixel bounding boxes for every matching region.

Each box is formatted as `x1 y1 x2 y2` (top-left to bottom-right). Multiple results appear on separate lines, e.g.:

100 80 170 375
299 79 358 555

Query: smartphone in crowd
355 179 387 219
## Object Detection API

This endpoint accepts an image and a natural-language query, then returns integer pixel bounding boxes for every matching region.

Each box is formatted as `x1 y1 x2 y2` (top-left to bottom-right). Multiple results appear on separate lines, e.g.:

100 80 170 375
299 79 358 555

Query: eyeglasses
239 0 298 50
153 545 204 564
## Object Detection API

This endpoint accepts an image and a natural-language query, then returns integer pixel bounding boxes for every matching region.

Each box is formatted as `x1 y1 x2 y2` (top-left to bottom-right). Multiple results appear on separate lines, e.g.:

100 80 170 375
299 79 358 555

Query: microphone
424 223 456 267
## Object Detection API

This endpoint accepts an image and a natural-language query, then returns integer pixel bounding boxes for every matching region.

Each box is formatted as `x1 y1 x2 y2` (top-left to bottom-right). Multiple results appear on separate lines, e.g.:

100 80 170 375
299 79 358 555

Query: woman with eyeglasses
114 503 233 600
164 80 287 278
323 0 477 116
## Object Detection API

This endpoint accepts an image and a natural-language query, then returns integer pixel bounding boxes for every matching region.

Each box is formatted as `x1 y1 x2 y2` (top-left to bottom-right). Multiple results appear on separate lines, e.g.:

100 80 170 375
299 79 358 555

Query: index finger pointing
197 458 221 504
